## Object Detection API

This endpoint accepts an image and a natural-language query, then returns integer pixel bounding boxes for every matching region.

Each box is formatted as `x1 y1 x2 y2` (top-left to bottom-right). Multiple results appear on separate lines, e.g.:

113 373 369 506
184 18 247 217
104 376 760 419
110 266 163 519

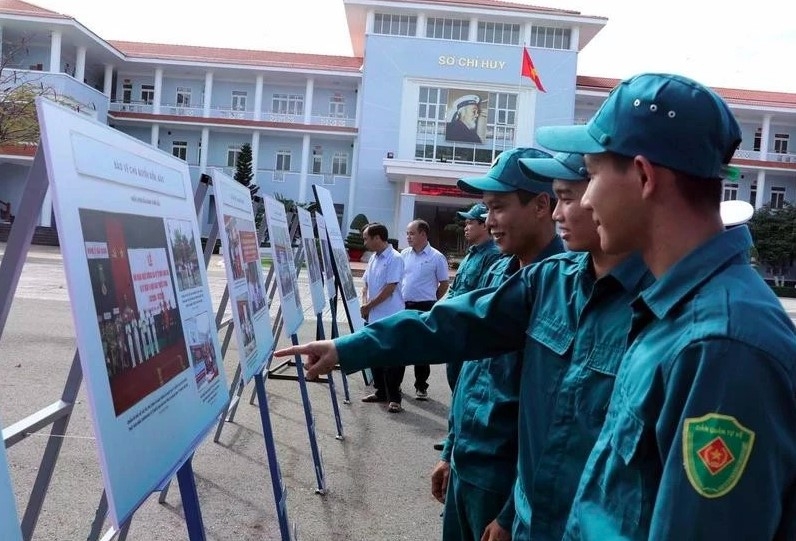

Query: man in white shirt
401 219 450 400
360 223 406 413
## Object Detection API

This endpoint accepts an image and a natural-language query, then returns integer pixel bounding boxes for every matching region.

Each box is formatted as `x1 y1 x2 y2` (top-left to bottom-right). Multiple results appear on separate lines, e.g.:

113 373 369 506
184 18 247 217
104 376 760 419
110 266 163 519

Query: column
345 138 361 229
298 134 311 202
49 30 62 73
755 171 767 210
354 82 363 128
469 17 478 42
150 125 159 148
416 13 426 38
365 10 375 34
396 193 416 249
203 71 213 117
153 68 163 114
569 26 580 51
254 74 264 121
524 22 532 45
103 64 114 97
75 46 86 81
303 77 314 124
200 128 209 174
251 132 261 184
760 114 772 160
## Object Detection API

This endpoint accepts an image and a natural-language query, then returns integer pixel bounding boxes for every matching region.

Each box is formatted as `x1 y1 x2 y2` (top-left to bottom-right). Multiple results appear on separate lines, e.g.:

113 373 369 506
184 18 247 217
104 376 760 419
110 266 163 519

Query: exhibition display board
35 98 229 528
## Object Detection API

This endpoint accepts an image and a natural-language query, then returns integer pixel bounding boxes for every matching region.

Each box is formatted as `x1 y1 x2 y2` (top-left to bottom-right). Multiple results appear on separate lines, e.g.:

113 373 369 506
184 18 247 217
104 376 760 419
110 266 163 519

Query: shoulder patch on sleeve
683 413 755 498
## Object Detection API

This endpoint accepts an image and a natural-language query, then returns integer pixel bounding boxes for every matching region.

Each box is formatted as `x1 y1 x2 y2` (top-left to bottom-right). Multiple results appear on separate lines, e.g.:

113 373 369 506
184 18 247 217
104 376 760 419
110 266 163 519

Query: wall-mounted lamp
386 152 394 159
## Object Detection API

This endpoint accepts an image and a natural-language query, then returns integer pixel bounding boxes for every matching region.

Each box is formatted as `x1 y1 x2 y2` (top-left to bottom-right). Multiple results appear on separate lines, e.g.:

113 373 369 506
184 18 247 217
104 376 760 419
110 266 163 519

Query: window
723 183 738 201
530 26 572 50
774 134 789 154
373 13 417 36
231 91 247 111
771 186 786 209
753 128 762 152
122 83 132 103
312 154 323 174
332 152 349 175
227 145 241 168
426 18 468 40
750 183 757 207
477 22 521 45
172 141 187 161
415 86 518 166
176 87 191 108
275 150 291 171
329 94 345 117
272 93 304 115
141 84 154 105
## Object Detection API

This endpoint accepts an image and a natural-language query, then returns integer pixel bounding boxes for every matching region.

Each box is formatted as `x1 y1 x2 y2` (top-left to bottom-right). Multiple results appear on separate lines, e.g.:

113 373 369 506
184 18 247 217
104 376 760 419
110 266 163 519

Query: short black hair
363 222 389 241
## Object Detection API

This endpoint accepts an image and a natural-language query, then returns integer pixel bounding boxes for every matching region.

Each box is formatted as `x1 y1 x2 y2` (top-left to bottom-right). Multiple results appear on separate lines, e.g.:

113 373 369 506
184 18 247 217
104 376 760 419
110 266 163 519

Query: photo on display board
80 209 188 416
235 293 257 358
167 219 203 291
331 244 357 301
245 260 267 315
445 89 489 144
184 311 220 389
272 224 295 300
223 215 246 281
304 237 322 284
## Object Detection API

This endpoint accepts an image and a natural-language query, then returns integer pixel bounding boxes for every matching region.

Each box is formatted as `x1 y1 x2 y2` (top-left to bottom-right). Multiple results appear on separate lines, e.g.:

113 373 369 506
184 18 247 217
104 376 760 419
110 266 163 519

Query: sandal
388 402 403 413
361 393 387 403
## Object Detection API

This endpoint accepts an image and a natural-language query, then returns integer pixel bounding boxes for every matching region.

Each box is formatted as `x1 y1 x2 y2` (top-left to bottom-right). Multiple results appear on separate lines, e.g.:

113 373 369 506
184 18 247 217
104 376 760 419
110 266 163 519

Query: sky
30 0 796 93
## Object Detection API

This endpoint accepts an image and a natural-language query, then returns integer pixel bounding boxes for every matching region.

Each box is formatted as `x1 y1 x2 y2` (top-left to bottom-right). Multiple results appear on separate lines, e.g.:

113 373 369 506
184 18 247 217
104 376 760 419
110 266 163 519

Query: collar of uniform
469 238 496 254
413 243 432 256
536 235 565 263
639 226 753 319
606 252 651 293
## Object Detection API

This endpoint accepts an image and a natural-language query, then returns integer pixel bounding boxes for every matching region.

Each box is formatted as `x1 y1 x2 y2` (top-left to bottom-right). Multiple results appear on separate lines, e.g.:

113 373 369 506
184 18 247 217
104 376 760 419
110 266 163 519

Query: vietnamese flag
521 47 546 93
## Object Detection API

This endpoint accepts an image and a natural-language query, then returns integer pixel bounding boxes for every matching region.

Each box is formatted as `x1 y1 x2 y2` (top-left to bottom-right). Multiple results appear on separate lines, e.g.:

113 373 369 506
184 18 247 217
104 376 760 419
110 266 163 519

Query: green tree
748 202 796 285
234 143 254 187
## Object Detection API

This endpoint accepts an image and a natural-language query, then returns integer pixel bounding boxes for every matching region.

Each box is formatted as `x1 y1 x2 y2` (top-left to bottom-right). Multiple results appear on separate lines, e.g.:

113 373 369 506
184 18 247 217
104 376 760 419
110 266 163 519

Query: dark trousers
442 469 510 541
405 300 435 392
372 366 405 403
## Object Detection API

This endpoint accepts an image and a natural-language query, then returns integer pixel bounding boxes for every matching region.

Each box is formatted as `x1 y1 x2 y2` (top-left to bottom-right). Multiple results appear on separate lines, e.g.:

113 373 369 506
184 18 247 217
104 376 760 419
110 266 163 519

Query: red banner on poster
240 230 259 263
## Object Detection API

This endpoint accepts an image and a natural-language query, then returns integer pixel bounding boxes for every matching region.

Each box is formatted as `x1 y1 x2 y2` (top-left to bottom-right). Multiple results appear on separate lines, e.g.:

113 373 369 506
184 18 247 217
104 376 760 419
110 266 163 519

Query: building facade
0 0 794 256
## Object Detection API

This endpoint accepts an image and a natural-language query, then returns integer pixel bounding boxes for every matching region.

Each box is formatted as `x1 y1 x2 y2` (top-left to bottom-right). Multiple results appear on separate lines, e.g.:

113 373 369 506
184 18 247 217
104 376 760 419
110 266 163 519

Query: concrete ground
0 243 450 540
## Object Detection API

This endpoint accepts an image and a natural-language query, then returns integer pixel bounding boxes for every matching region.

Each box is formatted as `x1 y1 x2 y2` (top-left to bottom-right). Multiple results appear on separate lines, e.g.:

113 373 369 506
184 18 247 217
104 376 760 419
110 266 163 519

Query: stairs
0 223 60 246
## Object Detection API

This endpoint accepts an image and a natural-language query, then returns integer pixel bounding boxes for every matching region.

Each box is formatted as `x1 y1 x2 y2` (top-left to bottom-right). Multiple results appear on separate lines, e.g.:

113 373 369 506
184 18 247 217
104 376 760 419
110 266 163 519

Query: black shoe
433 442 444 451
361 393 387 403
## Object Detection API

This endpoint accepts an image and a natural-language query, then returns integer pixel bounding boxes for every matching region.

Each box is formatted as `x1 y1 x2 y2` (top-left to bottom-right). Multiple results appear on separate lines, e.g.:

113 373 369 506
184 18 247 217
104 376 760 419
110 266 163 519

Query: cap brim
519 157 584 182
456 211 474 220
536 125 607 154
457 176 516 194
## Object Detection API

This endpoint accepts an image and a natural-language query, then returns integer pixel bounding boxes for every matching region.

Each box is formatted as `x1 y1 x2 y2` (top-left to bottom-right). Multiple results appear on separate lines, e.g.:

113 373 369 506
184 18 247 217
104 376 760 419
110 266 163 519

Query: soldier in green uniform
445 201 501 390
531 73 796 540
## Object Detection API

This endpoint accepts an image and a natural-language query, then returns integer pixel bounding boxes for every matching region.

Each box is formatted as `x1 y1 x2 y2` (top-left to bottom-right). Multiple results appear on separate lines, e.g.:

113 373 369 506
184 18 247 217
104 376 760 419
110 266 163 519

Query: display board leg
254 373 293 540
316 314 343 440
329 296 351 404
290 334 327 494
176 456 207 541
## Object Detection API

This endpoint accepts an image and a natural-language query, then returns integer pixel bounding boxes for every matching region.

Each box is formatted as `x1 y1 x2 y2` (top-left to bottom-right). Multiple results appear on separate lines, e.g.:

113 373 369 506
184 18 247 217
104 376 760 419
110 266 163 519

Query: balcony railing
109 101 356 128
734 148 796 163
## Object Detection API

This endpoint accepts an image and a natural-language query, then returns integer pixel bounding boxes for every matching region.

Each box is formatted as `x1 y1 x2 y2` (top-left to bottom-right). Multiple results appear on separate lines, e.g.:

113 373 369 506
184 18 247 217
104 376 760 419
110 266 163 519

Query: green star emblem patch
683 413 755 498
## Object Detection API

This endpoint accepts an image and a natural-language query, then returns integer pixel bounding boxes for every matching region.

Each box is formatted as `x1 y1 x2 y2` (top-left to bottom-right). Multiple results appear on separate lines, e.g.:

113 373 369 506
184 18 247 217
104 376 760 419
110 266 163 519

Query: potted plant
344 213 369 261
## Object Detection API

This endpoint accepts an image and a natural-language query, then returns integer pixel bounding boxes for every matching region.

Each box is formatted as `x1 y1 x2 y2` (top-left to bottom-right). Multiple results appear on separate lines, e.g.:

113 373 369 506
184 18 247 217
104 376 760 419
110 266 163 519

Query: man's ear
634 156 658 200
535 193 552 215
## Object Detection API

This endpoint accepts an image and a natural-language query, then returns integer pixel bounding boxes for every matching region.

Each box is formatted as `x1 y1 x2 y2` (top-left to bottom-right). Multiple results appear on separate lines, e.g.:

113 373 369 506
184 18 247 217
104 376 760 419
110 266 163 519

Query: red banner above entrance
408 182 481 199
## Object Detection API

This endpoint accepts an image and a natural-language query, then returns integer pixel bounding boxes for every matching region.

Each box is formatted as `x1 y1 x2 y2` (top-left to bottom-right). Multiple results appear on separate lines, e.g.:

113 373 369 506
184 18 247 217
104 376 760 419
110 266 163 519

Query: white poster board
312 186 364 331
36 98 229 528
315 214 337 301
0 417 22 541
211 169 274 383
263 195 304 336
297 207 326 315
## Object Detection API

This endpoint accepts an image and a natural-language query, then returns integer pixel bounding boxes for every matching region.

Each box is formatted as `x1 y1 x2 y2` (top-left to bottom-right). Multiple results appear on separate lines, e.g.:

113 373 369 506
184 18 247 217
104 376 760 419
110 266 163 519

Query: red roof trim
576 75 796 108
